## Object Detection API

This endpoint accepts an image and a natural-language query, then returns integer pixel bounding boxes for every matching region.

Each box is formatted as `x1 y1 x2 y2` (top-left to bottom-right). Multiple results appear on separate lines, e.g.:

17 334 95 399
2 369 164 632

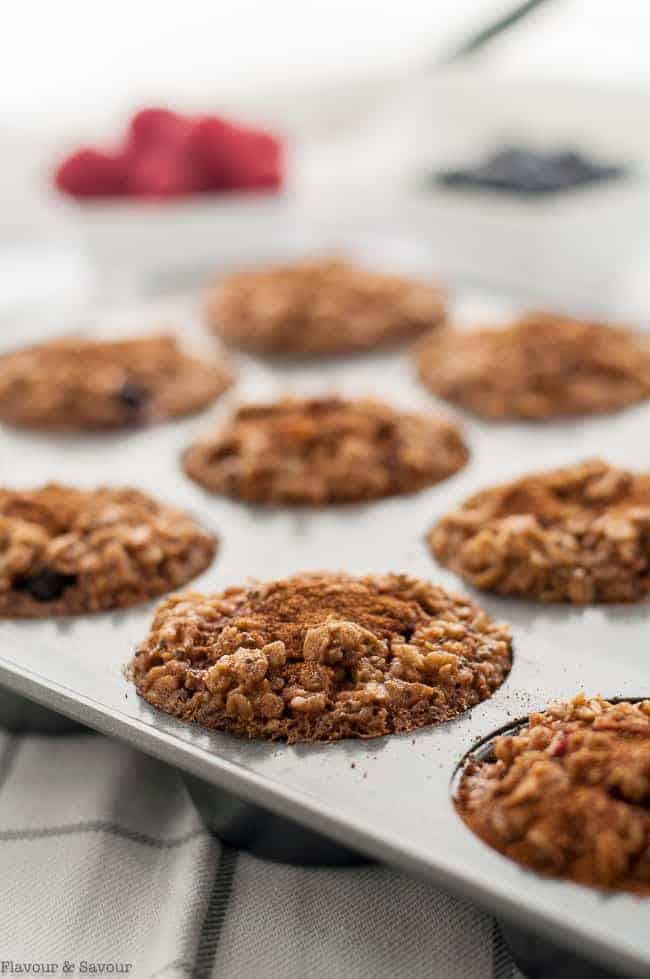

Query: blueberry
553 150 588 171
438 169 473 188
13 568 78 602
435 146 627 196
478 149 558 192
115 381 150 417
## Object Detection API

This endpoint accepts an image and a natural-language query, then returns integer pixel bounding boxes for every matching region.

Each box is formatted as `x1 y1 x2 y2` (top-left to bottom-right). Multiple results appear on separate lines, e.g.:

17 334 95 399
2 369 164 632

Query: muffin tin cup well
2 285 650 977
452 706 649 979
183 774 367 866
498 920 633 979
0 685 87 735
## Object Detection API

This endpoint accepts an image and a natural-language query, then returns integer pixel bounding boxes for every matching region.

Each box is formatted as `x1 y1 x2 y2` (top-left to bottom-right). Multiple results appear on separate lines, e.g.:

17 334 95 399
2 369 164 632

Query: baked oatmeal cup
416 312 650 420
0 333 232 431
207 257 447 355
183 396 468 505
131 572 512 743
0 484 216 616
455 693 650 895
429 459 650 603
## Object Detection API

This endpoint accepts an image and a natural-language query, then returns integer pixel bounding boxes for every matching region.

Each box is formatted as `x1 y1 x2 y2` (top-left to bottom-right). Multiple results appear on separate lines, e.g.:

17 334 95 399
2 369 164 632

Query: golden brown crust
0 334 232 431
416 312 650 420
0 484 216 617
206 258 447 355
429 459 650 603
131 572 512 743
183 396 468 505
456 694 650 895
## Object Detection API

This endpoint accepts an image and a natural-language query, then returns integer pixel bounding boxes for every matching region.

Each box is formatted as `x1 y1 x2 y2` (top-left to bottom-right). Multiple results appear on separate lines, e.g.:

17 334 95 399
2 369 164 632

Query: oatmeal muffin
456 694 650 895
429 459 650 604
0 333 231 431
206 258 447 355
183 396 468 505
131 572 512 742
0 484 216 616
416 312 650 420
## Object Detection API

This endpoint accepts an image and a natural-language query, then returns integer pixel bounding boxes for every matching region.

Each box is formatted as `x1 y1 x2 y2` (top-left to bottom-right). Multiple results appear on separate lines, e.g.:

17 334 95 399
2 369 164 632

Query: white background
1 0 650 318
1 0 649 133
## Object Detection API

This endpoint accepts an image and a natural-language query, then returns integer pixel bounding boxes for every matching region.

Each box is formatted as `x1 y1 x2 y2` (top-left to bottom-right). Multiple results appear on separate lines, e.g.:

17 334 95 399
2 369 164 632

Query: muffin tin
1 288 650 978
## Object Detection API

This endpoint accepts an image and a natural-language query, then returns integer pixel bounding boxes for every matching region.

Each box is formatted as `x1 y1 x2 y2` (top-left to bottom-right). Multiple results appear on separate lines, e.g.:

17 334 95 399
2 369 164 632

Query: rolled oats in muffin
0 333 232 431
131 572 512 743
456 694 650 895
183 396 468 505
206 257 447 355
429 459 650 604
0 484 216 616
416 312 650 420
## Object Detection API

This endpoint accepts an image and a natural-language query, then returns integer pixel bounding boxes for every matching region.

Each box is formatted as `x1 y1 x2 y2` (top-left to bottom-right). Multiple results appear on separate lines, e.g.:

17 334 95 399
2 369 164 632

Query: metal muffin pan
0 686 86 734
1 288 650 978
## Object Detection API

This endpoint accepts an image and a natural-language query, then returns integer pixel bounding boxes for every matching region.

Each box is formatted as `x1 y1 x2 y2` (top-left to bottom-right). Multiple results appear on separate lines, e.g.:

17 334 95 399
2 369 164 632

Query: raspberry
222 127 283 190
54 108 283 200
189 117 232 189
125 149 208 198
550 732 569 757
126 108 193 156
193 118 283 191
55 149 127 198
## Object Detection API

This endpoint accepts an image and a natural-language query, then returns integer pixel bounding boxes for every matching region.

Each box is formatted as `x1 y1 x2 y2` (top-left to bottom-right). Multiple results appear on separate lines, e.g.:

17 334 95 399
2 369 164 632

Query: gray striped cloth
0 727 519 979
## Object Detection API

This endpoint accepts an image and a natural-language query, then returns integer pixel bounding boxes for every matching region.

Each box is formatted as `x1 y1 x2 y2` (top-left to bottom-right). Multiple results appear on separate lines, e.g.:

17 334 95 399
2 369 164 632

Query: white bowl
296 73 650 322
53 190 299 297
398 176 650 320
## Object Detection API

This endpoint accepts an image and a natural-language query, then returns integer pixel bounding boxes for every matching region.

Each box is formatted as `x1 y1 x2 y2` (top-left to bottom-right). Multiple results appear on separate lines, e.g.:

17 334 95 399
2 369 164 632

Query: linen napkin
0 726 519 979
